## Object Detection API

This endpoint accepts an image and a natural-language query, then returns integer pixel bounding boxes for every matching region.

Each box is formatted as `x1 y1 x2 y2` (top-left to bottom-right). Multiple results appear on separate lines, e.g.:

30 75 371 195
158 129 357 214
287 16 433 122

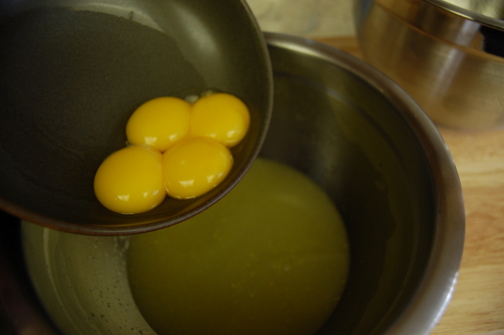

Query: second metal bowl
355 0 504 130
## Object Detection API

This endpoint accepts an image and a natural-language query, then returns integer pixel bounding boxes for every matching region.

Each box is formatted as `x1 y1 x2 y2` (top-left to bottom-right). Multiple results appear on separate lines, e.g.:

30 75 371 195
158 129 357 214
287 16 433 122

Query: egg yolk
162 137 233 199
190 93 250 147
126 97 191 152
94 145 165 214
95 91 248 214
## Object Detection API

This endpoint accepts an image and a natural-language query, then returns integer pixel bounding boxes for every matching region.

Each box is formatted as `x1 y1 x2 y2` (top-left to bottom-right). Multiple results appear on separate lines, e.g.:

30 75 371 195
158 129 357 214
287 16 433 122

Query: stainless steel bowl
355 0 504 130
2 33 465 334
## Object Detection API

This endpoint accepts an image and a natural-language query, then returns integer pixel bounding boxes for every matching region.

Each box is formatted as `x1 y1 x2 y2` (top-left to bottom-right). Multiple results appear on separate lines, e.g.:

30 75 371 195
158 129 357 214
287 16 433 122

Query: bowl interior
261 34 441 334
0 0 272 234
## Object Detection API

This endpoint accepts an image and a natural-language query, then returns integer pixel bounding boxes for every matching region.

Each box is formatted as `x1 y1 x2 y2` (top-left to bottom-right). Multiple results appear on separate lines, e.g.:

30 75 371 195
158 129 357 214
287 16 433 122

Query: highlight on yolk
126 96 191 152
94 145 166 214
162 137 233 199
189 92 250 147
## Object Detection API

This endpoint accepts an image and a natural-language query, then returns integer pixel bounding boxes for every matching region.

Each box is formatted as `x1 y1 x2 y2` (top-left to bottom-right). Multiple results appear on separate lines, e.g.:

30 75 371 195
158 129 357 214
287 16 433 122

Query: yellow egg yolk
94 145 165 214
162 137 233 199
126 97 191 152
189 93 250 147
95 92 249 213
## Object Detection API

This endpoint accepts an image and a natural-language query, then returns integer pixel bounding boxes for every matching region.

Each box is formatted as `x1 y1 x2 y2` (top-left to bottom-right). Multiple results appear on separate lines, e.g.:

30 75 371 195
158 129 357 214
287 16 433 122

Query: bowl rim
425 0 504 31
264 32 465 335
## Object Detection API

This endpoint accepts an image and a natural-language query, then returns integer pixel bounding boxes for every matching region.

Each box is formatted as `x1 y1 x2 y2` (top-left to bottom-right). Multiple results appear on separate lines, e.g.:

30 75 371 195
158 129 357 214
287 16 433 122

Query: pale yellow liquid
127 158 350 335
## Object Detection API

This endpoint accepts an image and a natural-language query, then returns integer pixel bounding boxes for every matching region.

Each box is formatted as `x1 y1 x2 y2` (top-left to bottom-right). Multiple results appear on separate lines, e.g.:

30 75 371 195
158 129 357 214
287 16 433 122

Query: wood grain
432 127 504 335
317 37 504 335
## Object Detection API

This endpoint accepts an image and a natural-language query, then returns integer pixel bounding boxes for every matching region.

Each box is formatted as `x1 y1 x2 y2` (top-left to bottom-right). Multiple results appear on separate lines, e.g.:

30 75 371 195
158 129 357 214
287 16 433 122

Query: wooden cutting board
317 37 504 335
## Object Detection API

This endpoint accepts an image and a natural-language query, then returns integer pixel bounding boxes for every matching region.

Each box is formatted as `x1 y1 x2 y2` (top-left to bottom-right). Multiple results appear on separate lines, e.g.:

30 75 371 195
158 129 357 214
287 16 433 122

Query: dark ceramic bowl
0 0 273 235
1 33 465 335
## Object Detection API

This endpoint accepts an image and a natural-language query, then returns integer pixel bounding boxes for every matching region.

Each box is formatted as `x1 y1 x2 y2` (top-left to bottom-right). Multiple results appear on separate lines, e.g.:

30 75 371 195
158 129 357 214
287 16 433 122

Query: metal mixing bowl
355 0 504 130
5 33 465 335
0 0 272 235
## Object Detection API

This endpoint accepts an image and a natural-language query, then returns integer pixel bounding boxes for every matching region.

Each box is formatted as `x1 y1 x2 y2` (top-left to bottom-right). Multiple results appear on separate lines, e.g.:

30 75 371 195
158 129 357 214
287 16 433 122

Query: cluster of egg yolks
94 93 249 214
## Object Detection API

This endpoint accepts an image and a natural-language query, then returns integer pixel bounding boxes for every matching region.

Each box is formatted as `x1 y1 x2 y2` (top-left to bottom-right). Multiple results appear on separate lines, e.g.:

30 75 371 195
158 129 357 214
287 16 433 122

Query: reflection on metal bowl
355 0 504 130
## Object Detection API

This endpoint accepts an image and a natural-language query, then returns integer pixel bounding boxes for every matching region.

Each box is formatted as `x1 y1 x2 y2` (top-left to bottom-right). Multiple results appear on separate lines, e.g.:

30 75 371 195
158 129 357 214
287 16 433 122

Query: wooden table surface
317 37 504 335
